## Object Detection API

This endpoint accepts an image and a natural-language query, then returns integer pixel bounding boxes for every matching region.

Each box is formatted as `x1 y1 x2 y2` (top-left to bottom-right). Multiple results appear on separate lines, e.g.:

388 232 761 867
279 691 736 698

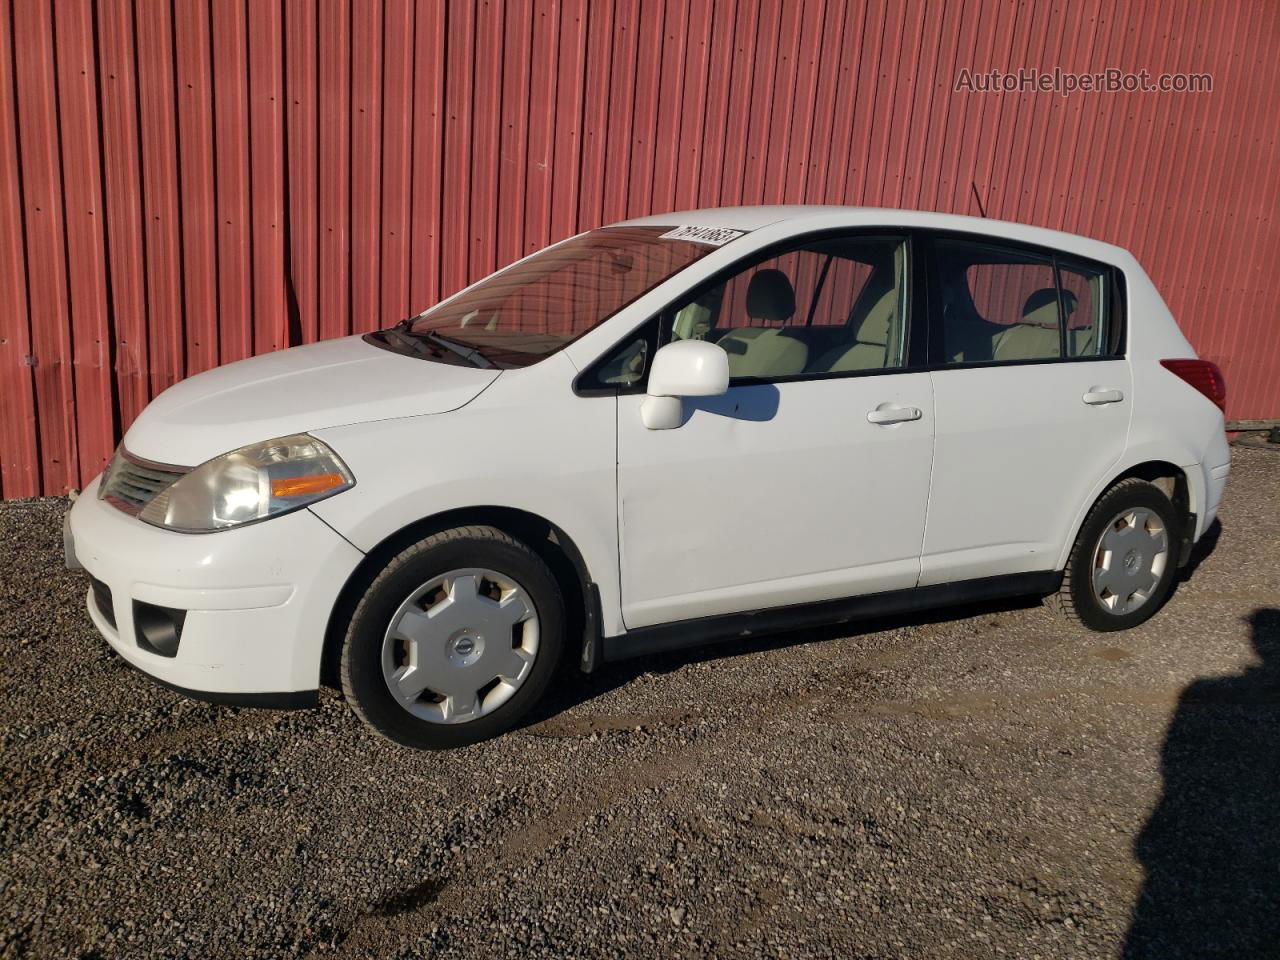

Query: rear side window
930 236 1119 365
1057 258 1109 358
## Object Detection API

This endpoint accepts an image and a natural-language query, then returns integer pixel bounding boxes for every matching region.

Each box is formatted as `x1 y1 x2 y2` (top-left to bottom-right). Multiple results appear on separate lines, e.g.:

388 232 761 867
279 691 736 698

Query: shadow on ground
1123 606 1280 958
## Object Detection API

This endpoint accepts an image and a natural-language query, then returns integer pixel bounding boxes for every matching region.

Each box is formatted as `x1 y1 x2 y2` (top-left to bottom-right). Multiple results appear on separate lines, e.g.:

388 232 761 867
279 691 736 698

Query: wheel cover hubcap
381 568 539 724
1091 507 1169 615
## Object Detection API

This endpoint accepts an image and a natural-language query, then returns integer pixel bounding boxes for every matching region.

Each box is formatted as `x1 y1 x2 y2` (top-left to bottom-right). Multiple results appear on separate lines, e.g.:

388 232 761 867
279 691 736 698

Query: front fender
308 364 623 635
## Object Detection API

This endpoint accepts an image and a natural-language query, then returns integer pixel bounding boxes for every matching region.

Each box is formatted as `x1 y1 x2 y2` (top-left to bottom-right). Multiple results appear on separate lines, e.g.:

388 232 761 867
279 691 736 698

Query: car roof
614 205 1131 265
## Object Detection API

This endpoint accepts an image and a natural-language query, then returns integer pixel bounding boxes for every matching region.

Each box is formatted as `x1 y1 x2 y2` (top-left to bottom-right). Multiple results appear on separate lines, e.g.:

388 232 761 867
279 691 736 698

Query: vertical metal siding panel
930 0 985 213
211 0 253 365
496 0 532 268
983 2 1044 224
760 0 803 203
1227 3 1280 416
53 0 113 486
379 0 414 324
1057 5 1122 234
550 0 586 240
0 0 38 497
318 0 351 337
1182 3 1256 366
285 0 320 343
12 0 77 492
576 0 615 230
961 0 1020 218
980 1 1036 223
1030 0 1104 227
408 0 443 308
247 2 286 354
879 0 925 208
468 0 502 280
350 0 383 331
694 0 739 208
798 0 845 205
901 0 952 209
173 0 218 375
1129 0 1201 289
1126 0 1203 335
625 0 663 216
441 0 474 293
599 0 639 222
1006 2 1070 228
841 0 886 203
903 0 952 211
135 0 184 396
737 0 778 204
777 0 821 204
674 0 714 211
1217 2 1277 414
96 0 149 436
1149 2 1234 350
648 0 688 214
824 0 868 204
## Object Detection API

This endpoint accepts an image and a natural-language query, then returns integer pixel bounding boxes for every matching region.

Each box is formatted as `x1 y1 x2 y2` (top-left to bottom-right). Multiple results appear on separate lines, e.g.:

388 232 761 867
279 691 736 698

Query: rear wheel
1049 478 1181 631
339 526 564 749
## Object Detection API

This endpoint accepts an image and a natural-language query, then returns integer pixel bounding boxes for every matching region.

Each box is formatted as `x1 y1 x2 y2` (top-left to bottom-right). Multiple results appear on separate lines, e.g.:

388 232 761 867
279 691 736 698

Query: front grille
100 451 188 516
89 575 116 630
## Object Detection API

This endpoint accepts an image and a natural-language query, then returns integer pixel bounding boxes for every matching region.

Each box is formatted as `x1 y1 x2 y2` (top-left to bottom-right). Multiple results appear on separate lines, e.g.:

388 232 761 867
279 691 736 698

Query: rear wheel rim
381 568 539 724
1090 507 1170 616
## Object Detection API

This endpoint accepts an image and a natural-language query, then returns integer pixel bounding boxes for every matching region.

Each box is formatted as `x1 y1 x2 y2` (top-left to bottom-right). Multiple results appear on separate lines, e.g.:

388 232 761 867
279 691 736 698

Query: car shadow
522 592 1043 729
1122 607 1280 958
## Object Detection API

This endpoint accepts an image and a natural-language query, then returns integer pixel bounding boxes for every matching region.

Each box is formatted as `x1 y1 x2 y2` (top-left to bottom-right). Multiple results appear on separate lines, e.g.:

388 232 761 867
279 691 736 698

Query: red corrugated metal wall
1 0 1278 497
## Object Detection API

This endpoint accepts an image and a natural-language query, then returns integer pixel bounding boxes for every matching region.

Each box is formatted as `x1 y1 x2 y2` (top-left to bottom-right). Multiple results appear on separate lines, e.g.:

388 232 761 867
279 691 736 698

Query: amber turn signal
271 473 347 498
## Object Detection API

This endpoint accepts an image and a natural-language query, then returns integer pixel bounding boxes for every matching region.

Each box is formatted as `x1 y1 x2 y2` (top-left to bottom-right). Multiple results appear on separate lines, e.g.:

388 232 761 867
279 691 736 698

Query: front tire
339 525 565 749
1049 478 1181 632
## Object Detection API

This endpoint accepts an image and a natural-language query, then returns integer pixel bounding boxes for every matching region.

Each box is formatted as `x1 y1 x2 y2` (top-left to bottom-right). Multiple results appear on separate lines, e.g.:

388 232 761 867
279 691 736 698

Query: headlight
139 434 354 532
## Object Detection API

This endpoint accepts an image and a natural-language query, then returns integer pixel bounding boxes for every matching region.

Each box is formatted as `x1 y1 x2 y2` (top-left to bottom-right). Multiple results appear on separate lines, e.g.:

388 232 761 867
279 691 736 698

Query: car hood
122 335 500 466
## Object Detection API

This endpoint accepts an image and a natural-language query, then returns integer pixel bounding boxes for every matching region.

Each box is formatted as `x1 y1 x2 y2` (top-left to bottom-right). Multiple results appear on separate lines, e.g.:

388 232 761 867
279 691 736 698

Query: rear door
920 233 1132 585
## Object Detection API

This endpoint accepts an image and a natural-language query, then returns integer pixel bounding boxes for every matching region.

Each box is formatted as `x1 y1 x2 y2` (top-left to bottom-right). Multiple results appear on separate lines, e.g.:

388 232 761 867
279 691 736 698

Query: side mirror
641 340 730 430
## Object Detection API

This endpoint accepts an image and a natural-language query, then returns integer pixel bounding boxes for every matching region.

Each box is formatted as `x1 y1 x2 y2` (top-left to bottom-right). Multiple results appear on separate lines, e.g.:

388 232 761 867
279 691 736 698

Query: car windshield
387 226 721 367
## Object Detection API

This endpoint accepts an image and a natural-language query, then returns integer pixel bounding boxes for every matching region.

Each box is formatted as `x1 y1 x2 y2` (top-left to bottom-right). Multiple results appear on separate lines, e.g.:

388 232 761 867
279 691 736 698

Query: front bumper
68 476 364 701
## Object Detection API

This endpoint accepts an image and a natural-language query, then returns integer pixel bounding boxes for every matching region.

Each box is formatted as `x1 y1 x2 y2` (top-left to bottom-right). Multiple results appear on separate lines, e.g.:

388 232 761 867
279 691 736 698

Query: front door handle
1083 388 1125 405
867 404 923 425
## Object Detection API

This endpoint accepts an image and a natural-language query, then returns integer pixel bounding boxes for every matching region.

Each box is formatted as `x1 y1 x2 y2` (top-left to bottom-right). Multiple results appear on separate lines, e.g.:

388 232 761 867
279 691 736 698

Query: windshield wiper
379 327 443 359
395 319 494 369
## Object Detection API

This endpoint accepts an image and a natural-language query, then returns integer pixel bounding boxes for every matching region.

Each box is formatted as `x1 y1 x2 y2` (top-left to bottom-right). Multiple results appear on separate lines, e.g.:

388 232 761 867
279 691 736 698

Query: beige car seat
717 269 808 377
814 285 897 372
992 288 1069 361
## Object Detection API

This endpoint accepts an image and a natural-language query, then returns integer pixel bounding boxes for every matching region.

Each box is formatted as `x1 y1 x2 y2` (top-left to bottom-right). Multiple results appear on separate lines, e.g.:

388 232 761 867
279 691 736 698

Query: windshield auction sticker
659 225 746 246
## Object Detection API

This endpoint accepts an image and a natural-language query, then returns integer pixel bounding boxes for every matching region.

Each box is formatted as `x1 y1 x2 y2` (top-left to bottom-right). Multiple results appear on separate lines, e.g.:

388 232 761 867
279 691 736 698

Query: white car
66 206 1231 748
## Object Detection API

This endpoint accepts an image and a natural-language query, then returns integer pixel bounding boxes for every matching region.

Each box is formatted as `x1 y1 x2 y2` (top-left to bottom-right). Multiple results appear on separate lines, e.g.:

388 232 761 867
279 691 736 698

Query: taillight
1160 358 1226 413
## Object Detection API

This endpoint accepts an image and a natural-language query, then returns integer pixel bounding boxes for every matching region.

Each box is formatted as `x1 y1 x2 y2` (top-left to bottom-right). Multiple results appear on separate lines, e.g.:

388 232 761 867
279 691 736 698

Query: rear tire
1049 478 1181 632
339 525 565 749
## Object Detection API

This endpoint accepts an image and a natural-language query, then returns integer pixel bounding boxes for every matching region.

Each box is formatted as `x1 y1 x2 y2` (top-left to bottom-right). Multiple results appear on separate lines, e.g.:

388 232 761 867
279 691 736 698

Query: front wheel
1049 478 1182 632
339 525 565 749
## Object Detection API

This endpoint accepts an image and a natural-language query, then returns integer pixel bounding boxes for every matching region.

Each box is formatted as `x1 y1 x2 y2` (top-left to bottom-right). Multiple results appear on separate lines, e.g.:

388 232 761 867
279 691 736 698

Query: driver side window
669 235 910 382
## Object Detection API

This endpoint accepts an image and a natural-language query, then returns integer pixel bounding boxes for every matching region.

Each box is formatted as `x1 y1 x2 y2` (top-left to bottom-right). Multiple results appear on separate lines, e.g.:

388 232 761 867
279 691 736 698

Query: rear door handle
1083 388 1125 405
867 404 923 425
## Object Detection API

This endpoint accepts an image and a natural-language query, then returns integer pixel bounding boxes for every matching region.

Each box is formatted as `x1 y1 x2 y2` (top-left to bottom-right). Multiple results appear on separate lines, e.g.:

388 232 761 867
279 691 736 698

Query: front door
613 233 936 630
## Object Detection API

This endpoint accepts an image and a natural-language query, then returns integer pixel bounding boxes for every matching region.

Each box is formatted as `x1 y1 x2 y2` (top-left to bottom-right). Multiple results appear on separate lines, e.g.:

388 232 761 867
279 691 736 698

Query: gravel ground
3 446 1278 959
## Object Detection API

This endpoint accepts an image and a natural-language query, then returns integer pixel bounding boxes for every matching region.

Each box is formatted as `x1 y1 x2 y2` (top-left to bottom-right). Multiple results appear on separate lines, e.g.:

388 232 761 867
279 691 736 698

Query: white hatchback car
67 206 1231 748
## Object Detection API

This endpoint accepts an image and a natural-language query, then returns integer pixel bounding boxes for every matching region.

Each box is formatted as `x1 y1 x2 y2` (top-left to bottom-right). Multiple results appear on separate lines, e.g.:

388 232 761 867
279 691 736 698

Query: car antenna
970 180 988 219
